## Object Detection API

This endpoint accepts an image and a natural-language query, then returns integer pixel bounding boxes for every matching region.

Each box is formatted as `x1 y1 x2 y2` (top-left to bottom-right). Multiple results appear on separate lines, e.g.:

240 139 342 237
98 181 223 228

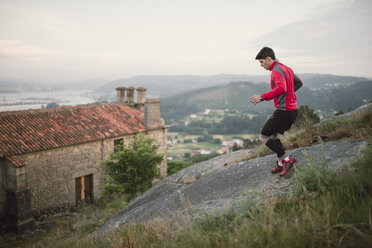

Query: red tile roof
0 103 147 158
6 155 26 167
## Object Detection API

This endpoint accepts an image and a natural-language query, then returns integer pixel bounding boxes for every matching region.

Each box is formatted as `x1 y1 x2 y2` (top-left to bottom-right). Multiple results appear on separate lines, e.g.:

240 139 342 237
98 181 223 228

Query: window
114 138 123 153
75 174 93 206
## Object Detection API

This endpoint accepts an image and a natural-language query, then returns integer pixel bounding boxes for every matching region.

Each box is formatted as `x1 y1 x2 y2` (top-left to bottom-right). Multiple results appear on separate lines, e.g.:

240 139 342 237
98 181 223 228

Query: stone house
0 86 167 233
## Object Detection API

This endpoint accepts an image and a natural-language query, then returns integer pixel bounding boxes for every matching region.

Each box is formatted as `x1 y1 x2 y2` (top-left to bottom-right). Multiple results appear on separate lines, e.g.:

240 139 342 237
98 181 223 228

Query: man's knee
259 135 269 144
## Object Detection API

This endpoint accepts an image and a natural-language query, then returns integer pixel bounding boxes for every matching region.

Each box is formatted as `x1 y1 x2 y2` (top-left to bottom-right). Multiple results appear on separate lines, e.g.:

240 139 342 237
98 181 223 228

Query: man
250 47 303 177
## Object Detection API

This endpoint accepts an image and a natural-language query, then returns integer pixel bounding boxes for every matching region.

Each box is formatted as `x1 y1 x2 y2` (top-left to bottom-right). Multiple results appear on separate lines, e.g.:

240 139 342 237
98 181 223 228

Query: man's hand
250 95 261 105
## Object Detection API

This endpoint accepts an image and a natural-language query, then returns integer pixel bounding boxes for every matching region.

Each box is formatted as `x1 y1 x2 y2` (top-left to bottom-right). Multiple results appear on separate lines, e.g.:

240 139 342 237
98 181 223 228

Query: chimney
126 87 135 104
144 98 162 129
116 87 126 103
135 87 147 111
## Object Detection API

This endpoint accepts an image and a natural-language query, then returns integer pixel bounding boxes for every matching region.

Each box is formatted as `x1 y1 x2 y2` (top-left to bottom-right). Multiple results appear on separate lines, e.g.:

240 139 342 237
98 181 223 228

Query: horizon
1 0 372 84
1 72 371 87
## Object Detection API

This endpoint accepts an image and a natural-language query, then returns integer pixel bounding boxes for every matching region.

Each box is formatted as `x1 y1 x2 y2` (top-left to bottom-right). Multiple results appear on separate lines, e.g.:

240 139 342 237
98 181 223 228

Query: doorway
75 174 93 206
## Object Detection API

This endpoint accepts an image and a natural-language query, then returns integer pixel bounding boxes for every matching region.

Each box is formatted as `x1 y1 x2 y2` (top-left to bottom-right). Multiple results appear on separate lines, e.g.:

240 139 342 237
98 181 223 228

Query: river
0 89 98 112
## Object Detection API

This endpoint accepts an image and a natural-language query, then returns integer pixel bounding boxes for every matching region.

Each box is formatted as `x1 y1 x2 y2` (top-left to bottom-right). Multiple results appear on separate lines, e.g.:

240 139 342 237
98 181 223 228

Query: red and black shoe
271 161 283 174
280 156 297 177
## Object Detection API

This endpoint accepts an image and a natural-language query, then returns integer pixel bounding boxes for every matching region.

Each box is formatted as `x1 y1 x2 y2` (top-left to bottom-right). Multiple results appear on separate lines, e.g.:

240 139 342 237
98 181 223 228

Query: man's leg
259 134 287 173
259 134 285 159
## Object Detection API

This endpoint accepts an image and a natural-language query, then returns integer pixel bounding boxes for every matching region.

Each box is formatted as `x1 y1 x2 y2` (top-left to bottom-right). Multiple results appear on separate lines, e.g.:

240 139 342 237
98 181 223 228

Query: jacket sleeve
261 70 287 101
294 73 303 92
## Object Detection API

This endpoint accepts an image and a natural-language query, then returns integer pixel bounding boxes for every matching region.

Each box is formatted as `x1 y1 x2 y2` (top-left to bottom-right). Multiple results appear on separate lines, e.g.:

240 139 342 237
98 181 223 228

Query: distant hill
95 75 269 100
298 74 369 89
160 81 372 122
95 74 369 101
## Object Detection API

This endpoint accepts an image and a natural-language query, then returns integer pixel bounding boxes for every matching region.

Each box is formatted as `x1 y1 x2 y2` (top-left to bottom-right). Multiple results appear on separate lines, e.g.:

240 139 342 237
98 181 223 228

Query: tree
183 139 192 143
46 102 59 108
102 133 164 200
191 153 220 163
167 160 193 176
232 142 239 151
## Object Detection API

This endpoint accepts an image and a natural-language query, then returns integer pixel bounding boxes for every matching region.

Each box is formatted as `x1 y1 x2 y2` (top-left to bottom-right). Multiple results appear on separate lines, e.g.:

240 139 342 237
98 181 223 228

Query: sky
0 0 371 85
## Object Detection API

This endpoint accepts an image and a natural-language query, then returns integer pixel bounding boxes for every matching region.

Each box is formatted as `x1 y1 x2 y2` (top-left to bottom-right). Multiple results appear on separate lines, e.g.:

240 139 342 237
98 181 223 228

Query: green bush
101 133 163 201
191 153 219 163
294 105 320 127
167 160 193 176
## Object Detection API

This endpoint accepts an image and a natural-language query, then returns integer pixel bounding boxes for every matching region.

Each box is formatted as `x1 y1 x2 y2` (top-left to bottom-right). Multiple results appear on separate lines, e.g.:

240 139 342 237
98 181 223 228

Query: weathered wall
0 163 17 218
21 128 167 215
144 99 162 129
0 161 18 218
23 140 105 214
0 160 34 233
0 161 5 218
147 128 168 178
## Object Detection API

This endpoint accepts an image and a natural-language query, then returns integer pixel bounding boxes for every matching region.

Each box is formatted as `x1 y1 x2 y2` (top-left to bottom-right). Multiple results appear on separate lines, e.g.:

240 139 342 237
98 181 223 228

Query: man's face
258 58 272 70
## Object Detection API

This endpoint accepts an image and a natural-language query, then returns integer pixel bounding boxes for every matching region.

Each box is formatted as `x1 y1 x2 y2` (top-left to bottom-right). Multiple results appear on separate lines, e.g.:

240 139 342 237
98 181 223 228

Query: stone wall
20 128 167 216
0 160 35 233
144 98 162 129
23 140 103 215
0 161 5 218
147 128 168 178
0 161 17 218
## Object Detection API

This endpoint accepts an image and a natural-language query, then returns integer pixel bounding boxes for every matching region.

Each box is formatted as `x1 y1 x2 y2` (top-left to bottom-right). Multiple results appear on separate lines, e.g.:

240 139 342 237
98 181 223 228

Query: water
0 89 98 112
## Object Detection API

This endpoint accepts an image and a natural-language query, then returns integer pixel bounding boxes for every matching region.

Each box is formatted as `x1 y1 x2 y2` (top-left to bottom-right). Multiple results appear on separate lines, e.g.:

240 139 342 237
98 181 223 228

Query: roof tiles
0 103 147 157
6 155 26 167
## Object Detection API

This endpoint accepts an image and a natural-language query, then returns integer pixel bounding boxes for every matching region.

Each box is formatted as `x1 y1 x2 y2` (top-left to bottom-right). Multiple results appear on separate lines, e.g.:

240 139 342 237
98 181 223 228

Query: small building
190 151 200 157
0 86 168 233
200 149 211 155
217 147 229 155
175 153 184 158
222 139 235 147
233 139 244 147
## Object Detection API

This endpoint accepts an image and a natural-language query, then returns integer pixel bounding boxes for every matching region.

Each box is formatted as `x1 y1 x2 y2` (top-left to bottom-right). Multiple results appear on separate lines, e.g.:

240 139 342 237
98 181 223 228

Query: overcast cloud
0 0 371 84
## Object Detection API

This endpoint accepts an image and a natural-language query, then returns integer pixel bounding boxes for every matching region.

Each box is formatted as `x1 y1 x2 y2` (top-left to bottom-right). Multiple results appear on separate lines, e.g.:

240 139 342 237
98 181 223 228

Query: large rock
95 139 367 235
316 102 372 126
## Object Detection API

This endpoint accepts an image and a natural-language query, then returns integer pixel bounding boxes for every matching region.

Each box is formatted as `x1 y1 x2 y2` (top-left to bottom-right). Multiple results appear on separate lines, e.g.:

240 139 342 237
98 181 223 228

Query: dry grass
0 194 127 248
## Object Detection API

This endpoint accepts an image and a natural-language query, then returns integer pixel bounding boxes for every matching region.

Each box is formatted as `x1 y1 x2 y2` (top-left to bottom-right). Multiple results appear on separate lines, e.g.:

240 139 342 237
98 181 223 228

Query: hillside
161 80 372 123
93 103 372 241
2 104 371 248
95 74 369 101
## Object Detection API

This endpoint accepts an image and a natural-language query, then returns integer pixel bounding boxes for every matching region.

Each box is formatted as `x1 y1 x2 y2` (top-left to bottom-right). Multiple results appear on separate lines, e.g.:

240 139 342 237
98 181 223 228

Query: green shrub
101 133 163 201
167 160 193 175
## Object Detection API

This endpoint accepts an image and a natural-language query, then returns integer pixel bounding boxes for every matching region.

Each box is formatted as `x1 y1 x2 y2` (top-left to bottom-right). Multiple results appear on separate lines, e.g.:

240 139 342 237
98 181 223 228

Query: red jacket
261 61 303 111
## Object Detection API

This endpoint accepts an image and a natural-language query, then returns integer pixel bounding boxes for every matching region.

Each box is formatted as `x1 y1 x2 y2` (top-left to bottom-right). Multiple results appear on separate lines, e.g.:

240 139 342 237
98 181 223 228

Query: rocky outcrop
95 139 368 236
316 102 372 126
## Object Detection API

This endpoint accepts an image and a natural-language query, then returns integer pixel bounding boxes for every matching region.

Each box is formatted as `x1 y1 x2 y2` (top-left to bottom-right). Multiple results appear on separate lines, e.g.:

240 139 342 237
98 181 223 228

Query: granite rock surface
95 138 367 235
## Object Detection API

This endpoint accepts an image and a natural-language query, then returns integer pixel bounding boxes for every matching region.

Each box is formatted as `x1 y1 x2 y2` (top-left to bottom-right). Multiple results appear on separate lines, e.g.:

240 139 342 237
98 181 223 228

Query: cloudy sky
0 0 371 84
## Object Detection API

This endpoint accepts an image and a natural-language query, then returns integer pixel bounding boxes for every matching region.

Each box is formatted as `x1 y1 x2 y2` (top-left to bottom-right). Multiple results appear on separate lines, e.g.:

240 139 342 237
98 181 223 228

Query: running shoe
280 156 297 177
271 161 283 174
